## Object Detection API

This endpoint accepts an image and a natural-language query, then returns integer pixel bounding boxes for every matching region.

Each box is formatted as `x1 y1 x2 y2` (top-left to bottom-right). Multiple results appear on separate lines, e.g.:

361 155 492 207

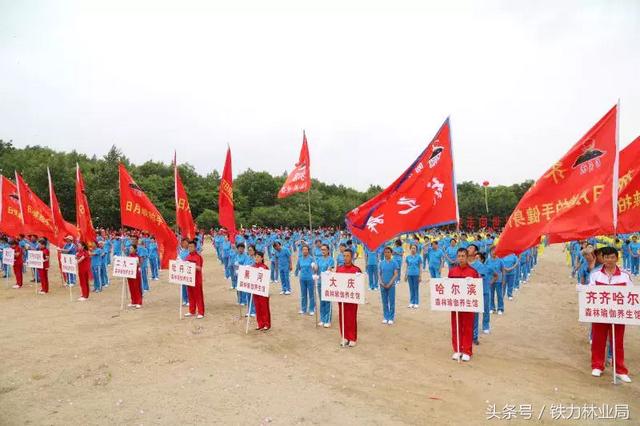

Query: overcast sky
1 0 639 191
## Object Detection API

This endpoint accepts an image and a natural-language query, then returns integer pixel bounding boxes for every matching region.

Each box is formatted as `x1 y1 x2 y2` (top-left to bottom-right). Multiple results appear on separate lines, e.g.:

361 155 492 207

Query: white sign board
320 271 366 304
60 253 78 275
168 260 196 287
112 256 138 279
26 250 44 269
578 286 640 326
237 265 270 297
430 278 484 313
2 248 15 266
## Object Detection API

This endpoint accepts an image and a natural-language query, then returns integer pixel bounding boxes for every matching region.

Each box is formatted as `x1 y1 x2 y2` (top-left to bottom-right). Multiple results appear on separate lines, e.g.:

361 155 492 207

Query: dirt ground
1 243 638 425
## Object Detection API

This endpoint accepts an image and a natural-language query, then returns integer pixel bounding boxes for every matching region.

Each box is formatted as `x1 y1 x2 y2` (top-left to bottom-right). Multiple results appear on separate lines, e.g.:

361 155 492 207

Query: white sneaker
348 341 357 347
284 291 291 295
38 290 46 294
617 374 632 383
452 352 461 361
498 311 503 315
77 297 87 301
508 296 513 301
414 305 419 309
388 320 394 325
407 304 413 308
318 322 324 326
309 312 315 316
279 291 284 295
298 310 304 314
461 354 471 362
127 303 135 307
323 323 330 328
489 309 494 314
591 369 602 377
184 313 193 317
382 319 388 324
483 329 490 334
196 314 204 319
135 304 142 309
12 285 20 289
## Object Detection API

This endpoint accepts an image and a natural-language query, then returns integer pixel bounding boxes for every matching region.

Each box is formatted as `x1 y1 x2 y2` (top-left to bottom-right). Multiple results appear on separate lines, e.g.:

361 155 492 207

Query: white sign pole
120 277 126 310
179 285 183 320
245 294 253 334
456 311 461 364
612 324 617 385
69 282 73 302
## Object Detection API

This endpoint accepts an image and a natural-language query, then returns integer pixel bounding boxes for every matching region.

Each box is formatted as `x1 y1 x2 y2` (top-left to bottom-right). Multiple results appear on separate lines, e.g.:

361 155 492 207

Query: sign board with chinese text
578 286 640 325
430 278 484 313
237 265 270 297
2 248 14 266
26 250 44 269
320 271 366 304
60 254 78 275
112 256 138 279
168 260 196 287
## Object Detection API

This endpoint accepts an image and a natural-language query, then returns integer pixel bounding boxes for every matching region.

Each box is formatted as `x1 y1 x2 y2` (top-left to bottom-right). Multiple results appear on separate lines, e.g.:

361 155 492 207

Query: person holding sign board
76 242 91 300
37 239 50 294
184 240 205 318
448 248 480 362
588 246 633 383
127 245 143 308
11 239 24 289
252 251 271 330
336 249 362 348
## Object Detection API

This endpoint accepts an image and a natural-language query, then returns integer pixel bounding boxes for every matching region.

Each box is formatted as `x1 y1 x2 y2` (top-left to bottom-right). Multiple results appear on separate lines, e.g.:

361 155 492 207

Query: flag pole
307 190 312 232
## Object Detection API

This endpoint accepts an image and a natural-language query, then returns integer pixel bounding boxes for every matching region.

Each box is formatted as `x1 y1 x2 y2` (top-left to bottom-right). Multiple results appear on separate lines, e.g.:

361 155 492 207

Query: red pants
13 263 23 287
254 295 271 329
592 322 627 374
187 282 205 315
78 269 90 298
338 302 358 342
128 277 143 305
38 269 49 293
451 311 474 355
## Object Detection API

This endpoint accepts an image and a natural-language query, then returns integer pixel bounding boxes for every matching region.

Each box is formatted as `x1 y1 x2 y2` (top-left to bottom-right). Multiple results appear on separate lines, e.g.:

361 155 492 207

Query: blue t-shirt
379 258 397 285
405 254 422 276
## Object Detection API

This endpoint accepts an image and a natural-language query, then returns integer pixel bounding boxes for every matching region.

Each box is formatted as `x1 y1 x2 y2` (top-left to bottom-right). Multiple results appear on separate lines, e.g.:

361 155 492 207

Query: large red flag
346 118 459 250
76 164 97 244
0 175 24 237
119 164 178 268
617 136 640 234
15 172 57 242
278 131 311 198
48 168 78 247
218 146 237 241
495 105 618 256
174 152 196 240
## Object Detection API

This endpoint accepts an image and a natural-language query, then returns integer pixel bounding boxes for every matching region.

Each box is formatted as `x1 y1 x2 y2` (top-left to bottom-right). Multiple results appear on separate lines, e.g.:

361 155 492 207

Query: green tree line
0 140 532 230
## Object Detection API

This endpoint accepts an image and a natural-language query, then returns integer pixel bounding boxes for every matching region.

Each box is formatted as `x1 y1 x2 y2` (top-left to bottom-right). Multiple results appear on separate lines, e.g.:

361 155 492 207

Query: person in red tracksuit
252 250 271 331
589 246 633 383
127 244 143 308
337 248 362 348
11 240 23 289
185 240 205 319
37 239 50 294
76 242 91 301
448 247 480 361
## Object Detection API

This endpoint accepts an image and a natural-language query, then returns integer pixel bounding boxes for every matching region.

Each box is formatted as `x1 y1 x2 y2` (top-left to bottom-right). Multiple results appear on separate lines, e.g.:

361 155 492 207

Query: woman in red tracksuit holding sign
185 240 205 319
37 239 50 294
11 240 23 289
252 250 271 331
337 248 362 348
76 242 91 301
127 244 143 308
448 247 480 362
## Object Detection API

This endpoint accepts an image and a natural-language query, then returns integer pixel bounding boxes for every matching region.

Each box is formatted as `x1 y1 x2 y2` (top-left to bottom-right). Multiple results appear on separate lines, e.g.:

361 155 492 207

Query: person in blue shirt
234 243 252 306
405 245 422 309
444 238 458 269
426 241 445 278
487 247 504 315
222 235 233 283
112 234 122 257
0 237 10 279
364 246 380 290
137 240 150 292
295 245 316 315
273 241 292 295
501 253 519 299
245 245 258 317
268 242 279 284
98 240 109 287
392 239 404 284
622 239 631 270
89 243 103 292
471 252 496 339
336 243 346 267
379 247 398 324
60 235 77 285
630 235 640 275
103 236 112 266
177 238 190 305
315 244 335 327
148 236 160 280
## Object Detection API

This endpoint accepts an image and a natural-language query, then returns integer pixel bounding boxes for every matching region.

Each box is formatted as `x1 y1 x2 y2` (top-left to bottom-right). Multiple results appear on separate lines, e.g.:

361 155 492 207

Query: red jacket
448 264 480 279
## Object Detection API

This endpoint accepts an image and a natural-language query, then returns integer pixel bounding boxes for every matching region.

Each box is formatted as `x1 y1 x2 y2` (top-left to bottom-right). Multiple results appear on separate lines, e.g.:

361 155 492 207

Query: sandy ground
1 243 639 425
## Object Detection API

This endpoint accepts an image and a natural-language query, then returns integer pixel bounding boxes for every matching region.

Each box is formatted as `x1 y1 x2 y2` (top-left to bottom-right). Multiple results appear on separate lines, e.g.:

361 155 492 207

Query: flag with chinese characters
76 164 97 244
15 172 58 242
0 175 23 237
346 118 459 250
48 168 78 247
218 147 237 241
617 136 640 233
278 131 311 198
495 105 618 256
119 164 177 268
174 152 196 240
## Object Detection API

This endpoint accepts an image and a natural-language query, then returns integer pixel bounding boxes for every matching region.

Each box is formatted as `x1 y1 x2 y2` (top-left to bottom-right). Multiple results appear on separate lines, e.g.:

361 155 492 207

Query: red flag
218 147 237 241
76 164 97 244
48 168 78 247
15 172 57 242
0 175 23 237
174 152 196 240
346 118 459 250
495 105 618 256
278 131 311 198
617 136 640 233
119 164 177 268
